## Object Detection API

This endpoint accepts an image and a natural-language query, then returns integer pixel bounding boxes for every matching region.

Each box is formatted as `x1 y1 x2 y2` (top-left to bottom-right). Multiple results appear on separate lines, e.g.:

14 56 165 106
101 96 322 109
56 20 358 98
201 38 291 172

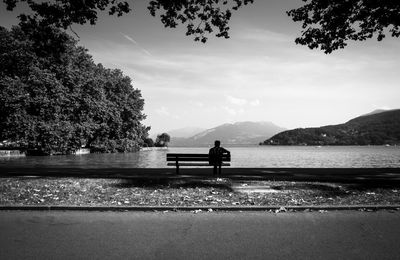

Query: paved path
1 211 400 259
2 167 400 184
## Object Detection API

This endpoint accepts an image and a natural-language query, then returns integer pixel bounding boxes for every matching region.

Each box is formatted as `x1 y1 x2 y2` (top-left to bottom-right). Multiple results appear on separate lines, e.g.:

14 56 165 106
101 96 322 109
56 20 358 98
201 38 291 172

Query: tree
287 0 400 53
5 1 399 51
143 137 155 147
0 21 149 154
3 0 254 43
155 133 170 147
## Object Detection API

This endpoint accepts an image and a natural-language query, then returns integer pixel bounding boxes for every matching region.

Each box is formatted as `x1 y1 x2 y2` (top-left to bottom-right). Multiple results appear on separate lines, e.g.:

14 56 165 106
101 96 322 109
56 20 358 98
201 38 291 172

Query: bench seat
167 163 231 167
167 153 231 174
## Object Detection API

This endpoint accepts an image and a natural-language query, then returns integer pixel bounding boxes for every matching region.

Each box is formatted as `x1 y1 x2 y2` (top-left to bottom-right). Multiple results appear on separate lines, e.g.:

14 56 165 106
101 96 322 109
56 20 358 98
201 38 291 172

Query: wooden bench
166 153 231 174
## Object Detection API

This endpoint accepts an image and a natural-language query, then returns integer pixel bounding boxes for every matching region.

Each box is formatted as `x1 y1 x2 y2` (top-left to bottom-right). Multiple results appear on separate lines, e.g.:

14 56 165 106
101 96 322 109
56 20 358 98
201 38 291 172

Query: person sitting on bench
209 140 230 176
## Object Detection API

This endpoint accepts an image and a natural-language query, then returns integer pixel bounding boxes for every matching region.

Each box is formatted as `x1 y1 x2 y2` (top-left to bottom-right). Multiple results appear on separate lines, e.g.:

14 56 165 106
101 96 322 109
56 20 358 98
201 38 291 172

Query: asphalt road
1 211 400 260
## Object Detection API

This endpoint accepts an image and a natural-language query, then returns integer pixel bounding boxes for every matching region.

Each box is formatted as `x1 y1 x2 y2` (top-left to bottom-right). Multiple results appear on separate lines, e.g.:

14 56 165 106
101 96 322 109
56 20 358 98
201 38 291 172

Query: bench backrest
166 153 230 162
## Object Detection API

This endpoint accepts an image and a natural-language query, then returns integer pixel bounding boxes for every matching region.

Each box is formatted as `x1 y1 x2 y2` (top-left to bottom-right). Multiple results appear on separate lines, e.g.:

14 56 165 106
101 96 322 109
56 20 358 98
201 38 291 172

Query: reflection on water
0 146 399 168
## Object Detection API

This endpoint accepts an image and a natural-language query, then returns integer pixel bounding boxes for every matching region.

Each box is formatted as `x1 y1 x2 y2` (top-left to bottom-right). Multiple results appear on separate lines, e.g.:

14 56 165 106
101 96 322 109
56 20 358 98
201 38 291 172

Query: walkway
1 211 400 259
1 167 400 184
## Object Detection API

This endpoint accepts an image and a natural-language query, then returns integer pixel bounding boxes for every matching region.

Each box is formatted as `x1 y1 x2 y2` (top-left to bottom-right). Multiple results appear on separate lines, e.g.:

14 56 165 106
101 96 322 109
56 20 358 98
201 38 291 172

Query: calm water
1 146 399 168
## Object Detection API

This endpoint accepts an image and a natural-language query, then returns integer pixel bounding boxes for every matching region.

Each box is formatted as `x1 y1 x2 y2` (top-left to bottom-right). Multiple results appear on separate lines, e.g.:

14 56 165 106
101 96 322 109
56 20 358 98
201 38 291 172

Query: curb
1 205 399 212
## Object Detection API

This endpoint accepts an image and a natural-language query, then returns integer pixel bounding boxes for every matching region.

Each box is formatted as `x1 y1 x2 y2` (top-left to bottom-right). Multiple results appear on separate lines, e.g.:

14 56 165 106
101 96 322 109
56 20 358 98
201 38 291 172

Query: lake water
1 146 399 168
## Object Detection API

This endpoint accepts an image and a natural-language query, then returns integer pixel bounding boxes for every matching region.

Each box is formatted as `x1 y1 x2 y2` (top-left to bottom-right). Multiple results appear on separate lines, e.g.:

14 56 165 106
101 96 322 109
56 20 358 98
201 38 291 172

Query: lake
0 146 399 168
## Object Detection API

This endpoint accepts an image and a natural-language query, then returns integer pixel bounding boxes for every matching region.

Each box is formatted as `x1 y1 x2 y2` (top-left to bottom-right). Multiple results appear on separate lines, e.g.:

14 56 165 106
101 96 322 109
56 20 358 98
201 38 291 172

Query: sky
1 0 399 136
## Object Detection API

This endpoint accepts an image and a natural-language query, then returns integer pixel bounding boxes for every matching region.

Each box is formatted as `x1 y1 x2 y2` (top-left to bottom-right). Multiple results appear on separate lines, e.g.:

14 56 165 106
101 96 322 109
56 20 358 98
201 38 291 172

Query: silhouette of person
209 140 230 176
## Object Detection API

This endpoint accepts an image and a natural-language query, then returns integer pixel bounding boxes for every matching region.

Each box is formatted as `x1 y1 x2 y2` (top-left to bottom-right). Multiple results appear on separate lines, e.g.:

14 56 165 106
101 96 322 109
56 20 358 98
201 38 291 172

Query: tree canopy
4 0 399 51
155 133 171 147
287 0 400 53
3 0 254 42
0 21 149 154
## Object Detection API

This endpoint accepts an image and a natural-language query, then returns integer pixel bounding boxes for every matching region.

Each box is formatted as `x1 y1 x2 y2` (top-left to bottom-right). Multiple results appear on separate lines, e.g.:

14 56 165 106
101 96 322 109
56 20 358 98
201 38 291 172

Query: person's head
214 140 221 147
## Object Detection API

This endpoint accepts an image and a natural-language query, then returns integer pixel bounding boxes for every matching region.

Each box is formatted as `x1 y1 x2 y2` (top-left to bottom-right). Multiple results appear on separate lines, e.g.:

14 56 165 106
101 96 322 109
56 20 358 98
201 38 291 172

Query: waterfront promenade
1 167 400 184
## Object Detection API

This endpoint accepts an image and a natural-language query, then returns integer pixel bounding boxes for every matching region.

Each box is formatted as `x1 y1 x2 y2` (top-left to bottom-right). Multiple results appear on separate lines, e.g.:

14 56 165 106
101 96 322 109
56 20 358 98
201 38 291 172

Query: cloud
226 95 248 106
237 28 291 43
191 101 204 107
372 105 391 110
84 28 400 135
222 106 244 116
155 106 170 116
250 99 260 106
122 34 138 44
226 96 260 107
155 106 180 119
120 32 152 56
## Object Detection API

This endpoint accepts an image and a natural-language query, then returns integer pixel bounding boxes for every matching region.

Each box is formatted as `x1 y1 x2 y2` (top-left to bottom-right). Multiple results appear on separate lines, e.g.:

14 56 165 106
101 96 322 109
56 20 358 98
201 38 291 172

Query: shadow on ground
110 177 400 195
112 177 234 191
271 183 348 196
270 182 399 196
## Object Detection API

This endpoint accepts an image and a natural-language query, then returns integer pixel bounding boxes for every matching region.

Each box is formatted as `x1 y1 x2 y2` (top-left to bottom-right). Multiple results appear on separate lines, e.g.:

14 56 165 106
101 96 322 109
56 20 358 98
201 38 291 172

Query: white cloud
83 25 400 135
191 101 204 107
250 99 260 106
120 32 152 56
155 106 170 116
237 28 291 43
222 106 244 116
226 95 248 106
155 106 180 120
372 105 392 110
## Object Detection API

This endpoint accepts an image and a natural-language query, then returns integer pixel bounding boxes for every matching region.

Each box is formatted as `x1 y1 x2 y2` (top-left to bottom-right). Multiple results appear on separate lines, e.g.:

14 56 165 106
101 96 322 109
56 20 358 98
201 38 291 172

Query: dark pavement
1 167 400 184
1 211 400 260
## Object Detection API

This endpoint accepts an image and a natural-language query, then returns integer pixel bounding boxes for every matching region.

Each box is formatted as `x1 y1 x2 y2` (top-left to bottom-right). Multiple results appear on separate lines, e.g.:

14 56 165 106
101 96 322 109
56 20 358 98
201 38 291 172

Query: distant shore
140 147 168 151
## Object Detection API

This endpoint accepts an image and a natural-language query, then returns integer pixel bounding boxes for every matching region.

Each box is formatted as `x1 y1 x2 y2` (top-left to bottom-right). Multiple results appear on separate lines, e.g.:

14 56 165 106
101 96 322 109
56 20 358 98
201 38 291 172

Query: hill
261 109 400 146
166 127 206 138
170 121 286 147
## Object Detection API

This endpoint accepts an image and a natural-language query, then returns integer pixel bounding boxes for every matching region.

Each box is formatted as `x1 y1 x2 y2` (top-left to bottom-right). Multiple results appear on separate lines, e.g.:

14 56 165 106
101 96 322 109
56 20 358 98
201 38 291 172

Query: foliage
3 0 254 42
155 133 171 147
0 22 149 154
148 0 254 43
5 1 399 50
143 137 155 147
287 0 400 53
261 110 400 146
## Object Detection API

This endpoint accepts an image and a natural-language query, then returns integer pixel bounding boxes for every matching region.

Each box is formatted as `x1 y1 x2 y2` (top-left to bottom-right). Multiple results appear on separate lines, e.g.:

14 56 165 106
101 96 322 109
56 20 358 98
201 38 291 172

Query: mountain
167 127 206 138
170 121 286 147
261 109 400 146
361 109 388 117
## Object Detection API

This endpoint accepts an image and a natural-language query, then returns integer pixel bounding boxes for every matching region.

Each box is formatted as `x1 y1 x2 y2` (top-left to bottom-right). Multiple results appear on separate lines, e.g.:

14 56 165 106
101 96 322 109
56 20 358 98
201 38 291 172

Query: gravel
1 177 399 207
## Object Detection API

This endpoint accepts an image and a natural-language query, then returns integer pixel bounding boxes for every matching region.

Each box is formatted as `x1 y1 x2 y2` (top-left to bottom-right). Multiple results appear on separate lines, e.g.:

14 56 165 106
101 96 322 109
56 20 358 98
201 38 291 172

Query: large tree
287 0 400 53
0 21 149 154
3 0 254 43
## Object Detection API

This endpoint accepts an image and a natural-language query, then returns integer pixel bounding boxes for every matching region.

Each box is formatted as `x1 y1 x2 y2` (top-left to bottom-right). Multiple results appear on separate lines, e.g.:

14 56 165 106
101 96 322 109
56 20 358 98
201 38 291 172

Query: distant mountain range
167 127 206 138
169 121 286 147
261 109 400 146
